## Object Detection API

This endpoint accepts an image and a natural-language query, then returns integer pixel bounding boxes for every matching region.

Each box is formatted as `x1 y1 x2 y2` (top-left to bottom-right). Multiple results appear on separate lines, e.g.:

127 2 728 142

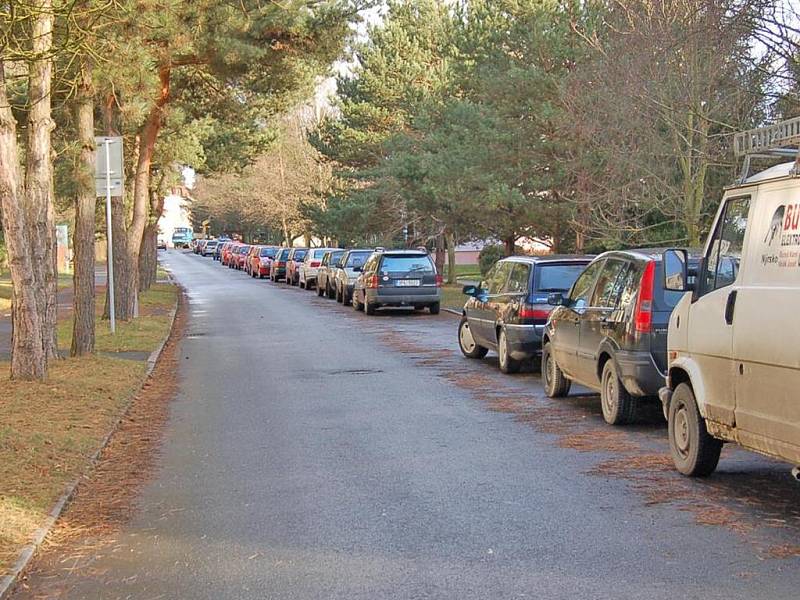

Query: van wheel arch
596 352 613 381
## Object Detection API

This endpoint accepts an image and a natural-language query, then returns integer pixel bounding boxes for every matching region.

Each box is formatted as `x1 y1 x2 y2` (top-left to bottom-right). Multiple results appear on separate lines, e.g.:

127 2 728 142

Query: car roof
596 247 701 261
501 254 594 265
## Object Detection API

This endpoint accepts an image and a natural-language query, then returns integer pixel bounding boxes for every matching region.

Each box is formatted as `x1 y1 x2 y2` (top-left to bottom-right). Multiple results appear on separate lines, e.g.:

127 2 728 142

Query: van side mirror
547 292 567 306
663 249 689 292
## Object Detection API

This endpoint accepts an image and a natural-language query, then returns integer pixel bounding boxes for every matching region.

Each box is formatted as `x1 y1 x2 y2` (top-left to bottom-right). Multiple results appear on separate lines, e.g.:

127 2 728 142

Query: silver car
333 249 373 305
317 249 346 298
299 247 340 290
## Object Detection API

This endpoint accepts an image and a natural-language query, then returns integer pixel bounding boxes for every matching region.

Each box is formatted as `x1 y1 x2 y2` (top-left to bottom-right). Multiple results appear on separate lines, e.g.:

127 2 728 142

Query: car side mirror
663 249 689 292
547 292 567 306
352 264 362 272
462 285 479 297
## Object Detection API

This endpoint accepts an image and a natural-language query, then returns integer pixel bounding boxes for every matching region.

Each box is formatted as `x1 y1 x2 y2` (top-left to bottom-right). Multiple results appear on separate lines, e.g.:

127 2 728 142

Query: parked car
316 249 346 298
251 246 277 279
658 127 800 477
235 245 251 270
223 242 240 267
285 248 308 286
333 249 373 305
458 256 593 374
202 239 218 257
157 238 167 250
244 245 261 276
351 248 442 315
214 238 230 261
270 248 291 282
542 249 695 426
299 247 339 289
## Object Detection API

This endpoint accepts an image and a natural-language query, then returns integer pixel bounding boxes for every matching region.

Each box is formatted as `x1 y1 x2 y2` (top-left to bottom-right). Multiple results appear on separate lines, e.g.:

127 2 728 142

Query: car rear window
346 252 370 267
294 250 307 260
277 249 289 259
312 249 327 258
379 254 433 273
260 248 275 257
534 263 588 292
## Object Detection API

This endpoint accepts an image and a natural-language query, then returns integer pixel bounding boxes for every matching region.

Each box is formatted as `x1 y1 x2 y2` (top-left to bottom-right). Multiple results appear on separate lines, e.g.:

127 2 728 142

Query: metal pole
105 139 116 334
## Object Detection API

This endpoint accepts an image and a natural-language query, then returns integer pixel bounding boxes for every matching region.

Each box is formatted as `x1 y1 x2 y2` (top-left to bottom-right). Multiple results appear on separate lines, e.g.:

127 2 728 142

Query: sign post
95 136 124 334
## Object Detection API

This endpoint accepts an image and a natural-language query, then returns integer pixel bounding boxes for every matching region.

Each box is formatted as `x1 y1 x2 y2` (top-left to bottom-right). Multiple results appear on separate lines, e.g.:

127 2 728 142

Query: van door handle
725 290 737 325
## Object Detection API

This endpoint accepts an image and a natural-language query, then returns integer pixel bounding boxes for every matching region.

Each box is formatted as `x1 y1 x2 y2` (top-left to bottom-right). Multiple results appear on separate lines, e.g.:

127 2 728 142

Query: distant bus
171 227 193 248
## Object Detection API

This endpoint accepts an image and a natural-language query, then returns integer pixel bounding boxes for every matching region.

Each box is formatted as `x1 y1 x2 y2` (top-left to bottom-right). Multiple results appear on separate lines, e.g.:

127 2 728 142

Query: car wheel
327 283 335 299
600 359 636 425
668 383 722 477
543 341 570 398
343 288 351 305
353 290 364 311
300 279 306 289
458 317 488 359
335 286 342 303
317 283 325 296
365 299 377 315
498 329 522 374
429 302 440 315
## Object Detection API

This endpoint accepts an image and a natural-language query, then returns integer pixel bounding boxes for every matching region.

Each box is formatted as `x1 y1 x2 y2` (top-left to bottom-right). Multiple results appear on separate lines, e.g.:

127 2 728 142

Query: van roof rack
734 116 800 182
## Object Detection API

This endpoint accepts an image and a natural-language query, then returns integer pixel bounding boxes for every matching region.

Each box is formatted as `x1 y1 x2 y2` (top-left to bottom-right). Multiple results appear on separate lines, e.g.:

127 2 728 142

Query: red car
234 245 251 270
285 247 308 286
251 246 277 278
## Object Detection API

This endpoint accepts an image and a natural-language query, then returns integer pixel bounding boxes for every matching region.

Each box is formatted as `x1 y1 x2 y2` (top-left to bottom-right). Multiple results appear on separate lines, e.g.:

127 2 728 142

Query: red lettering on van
785 205 794 230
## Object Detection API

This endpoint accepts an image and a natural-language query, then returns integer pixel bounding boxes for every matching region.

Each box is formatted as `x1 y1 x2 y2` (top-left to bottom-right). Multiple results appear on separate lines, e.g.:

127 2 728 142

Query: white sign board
95 136 124 197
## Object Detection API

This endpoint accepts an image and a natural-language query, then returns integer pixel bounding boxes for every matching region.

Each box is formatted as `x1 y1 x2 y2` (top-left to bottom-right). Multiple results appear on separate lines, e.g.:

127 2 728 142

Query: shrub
478 244 506 276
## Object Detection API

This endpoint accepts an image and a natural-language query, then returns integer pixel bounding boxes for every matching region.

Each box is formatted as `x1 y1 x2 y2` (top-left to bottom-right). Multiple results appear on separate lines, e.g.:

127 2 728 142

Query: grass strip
0 282 177 575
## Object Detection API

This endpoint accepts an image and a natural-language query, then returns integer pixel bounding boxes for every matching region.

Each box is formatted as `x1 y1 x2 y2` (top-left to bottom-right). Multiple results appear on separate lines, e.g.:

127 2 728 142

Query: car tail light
367 275 379 289
276 261 284 267
435 274 443 287
311 261 320 267
634 260 655 333
519 305 551 322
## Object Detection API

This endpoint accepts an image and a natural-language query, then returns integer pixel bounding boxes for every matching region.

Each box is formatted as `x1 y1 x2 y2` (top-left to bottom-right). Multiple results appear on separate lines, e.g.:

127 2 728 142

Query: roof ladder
734 116 800 182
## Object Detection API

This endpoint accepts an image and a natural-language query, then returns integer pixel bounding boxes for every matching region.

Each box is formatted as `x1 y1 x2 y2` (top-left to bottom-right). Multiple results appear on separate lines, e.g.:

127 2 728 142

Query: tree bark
445 230 456 284
71 56 96 356
434 234 445 275
124 64 171 317
0 61 47 380
504 236 516 256
139 182 165 292
25 0 58 362
103 196 131 320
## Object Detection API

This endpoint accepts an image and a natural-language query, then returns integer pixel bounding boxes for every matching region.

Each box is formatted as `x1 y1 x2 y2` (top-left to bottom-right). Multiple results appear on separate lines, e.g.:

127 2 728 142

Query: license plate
396 279 420 287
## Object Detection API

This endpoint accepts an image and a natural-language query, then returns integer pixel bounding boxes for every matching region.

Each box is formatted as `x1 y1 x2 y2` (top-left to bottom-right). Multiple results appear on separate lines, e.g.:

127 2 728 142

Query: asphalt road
16 250 800 599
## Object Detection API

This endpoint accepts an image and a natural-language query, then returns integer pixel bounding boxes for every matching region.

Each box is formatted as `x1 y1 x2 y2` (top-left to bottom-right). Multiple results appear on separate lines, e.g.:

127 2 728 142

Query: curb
444 308 462 317
0 286 182 600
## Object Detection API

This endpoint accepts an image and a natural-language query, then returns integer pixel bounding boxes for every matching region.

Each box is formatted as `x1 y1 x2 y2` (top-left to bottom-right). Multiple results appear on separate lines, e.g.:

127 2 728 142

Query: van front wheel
668 383 722 477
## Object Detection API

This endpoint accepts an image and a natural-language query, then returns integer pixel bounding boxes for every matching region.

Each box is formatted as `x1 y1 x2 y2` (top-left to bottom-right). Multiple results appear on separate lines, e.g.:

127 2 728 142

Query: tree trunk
124 64 171 318
103 196 131 320
25 0 58 362
71 56 96 356
434 234 445 274
504 236 515 256
0 61 47 380
445 230 456 284
139 178 165 292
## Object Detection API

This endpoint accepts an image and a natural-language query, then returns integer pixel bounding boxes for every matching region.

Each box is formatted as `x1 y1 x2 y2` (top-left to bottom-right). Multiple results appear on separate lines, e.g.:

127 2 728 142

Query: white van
659 118 800 477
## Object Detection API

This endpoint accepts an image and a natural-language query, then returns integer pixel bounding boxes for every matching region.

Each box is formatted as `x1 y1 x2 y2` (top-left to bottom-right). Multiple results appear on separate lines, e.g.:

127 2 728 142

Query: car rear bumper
503 324 544 360
615 350 666 397
366 288 441 306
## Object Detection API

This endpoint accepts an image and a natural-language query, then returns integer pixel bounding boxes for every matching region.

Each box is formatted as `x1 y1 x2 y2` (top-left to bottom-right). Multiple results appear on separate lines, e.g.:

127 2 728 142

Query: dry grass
57 283 176 353
0 283 178 576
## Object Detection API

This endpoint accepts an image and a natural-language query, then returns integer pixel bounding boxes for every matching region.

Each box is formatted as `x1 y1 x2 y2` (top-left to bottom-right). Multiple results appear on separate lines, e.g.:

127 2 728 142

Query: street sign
94 136 124 334
94 136 124 196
